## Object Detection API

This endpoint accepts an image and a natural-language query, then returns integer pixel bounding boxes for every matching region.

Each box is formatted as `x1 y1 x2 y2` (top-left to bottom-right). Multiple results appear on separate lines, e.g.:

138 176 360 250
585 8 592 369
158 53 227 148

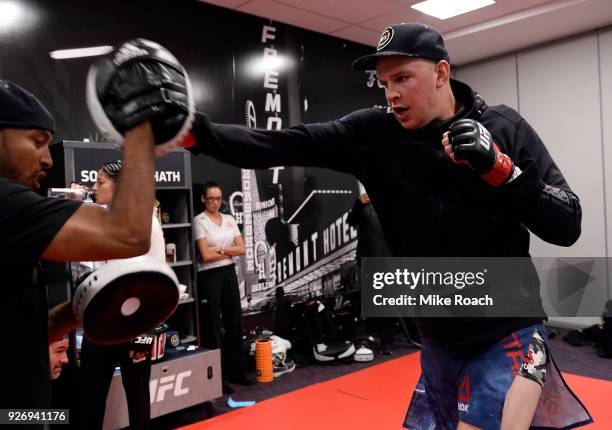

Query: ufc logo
477 122 492 150
133 336 153 345
149 370 191 403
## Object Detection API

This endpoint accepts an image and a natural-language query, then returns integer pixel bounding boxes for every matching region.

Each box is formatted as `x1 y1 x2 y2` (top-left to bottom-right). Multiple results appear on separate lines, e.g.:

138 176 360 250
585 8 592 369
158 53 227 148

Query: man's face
376 57 441 130
49 339 69 380
0 128 53 189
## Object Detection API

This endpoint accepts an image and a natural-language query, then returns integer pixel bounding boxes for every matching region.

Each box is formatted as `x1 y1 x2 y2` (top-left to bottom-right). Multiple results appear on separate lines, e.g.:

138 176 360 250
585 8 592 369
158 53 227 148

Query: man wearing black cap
0 46 198 421
0 78 159 417
180 23 590 429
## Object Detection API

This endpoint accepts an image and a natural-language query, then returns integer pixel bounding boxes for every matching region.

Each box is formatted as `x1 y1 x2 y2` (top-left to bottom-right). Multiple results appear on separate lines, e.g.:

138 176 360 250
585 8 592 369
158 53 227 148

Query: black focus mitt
86 38 195 157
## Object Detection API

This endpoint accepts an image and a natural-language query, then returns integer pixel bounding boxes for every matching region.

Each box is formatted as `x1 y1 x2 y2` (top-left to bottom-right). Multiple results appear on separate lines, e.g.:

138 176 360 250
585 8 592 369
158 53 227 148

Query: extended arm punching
191 112 363 173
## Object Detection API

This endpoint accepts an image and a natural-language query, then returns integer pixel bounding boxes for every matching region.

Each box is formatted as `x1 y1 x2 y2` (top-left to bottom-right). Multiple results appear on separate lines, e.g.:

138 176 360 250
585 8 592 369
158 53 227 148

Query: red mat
180 352 612 430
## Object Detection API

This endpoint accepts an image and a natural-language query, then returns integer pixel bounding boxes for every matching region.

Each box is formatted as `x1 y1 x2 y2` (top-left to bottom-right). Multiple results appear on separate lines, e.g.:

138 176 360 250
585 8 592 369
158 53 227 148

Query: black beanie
0 80 55 133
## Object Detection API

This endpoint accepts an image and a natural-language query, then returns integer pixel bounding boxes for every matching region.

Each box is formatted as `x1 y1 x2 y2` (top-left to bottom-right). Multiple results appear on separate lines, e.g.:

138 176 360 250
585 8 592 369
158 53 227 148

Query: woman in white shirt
77 160 165 430
194 181 249 393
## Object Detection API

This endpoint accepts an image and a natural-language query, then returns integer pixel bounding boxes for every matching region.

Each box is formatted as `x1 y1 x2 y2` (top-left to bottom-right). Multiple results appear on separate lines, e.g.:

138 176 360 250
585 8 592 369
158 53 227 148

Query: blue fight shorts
404 324 593 430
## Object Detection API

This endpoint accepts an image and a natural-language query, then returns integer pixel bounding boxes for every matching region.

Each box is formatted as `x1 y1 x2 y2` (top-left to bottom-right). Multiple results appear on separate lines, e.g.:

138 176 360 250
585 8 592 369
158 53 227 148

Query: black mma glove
445 119 520 187
86 38 195 156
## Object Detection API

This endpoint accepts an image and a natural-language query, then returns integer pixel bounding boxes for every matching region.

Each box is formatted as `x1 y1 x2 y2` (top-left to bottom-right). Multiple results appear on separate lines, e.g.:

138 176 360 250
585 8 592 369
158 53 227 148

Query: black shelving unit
155 184 200 344
48 140 202 349
46 141 220 425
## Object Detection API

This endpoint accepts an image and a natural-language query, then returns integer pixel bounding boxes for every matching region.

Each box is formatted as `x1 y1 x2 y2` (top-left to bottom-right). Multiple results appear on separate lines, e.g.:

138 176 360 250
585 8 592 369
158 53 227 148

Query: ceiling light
0 1 23 27
246 54 294 76
411 0 496 20
49 46 114 60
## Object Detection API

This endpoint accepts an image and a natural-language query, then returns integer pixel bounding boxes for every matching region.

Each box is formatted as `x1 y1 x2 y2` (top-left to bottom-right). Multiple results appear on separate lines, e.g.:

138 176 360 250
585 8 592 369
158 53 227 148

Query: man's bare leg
501 375 542 430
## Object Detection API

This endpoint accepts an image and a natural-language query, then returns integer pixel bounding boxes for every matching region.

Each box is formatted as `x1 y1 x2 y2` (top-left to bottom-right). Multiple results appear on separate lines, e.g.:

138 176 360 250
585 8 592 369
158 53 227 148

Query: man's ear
435 60 451 88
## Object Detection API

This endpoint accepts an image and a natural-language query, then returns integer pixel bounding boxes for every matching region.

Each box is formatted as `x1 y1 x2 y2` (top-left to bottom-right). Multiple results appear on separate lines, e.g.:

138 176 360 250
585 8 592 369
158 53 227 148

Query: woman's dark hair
100 160 123 180
202 180 221 197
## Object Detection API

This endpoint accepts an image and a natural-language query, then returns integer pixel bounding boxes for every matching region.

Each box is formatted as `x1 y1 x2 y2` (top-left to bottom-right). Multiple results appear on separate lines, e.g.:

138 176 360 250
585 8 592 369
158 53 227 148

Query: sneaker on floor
222 383 234 395
273 360 296 377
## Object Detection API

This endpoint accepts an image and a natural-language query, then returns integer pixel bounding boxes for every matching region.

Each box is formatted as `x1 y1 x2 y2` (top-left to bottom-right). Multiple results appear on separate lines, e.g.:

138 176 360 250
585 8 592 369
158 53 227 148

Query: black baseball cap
0 80 55 133
352 23 450 71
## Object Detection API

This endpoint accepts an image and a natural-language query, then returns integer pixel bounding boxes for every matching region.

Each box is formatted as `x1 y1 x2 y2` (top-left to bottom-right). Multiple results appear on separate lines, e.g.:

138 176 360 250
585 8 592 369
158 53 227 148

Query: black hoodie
192 78 581 345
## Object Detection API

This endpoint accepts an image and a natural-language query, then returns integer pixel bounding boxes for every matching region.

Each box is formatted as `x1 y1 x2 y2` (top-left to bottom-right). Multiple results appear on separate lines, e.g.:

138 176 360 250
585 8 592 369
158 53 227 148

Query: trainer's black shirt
0 176 81 409
192 79 582 345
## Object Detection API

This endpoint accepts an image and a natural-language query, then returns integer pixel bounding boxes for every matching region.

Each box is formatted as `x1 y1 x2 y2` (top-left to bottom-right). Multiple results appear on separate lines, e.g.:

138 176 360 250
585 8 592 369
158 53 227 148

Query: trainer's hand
443 119 519 187
86 38 194 157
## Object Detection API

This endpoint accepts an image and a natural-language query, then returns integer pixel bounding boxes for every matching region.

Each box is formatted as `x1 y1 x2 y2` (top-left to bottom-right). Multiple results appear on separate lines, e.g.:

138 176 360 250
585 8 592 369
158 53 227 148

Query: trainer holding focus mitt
0 37 191 417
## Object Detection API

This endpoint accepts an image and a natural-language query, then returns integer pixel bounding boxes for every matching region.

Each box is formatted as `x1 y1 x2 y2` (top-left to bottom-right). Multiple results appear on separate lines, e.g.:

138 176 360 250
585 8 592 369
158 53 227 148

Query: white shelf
162 223 191 229
181 335 197 344
170 260 193 267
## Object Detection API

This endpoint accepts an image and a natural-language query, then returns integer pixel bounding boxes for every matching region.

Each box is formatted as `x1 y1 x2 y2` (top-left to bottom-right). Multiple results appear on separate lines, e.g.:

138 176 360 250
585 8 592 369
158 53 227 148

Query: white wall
598 30 612 327
454 54 519 110
518 34 606 258
455 30 612 328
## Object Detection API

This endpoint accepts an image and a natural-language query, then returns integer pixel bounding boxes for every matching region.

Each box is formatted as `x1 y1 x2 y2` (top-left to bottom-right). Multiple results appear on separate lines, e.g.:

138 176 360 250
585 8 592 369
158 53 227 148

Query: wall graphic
0 0 387 312
218 18 394 311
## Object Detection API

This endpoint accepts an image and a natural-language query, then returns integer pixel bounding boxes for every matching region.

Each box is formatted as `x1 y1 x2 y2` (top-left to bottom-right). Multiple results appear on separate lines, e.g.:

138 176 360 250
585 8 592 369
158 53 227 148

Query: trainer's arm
42 122 156 261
